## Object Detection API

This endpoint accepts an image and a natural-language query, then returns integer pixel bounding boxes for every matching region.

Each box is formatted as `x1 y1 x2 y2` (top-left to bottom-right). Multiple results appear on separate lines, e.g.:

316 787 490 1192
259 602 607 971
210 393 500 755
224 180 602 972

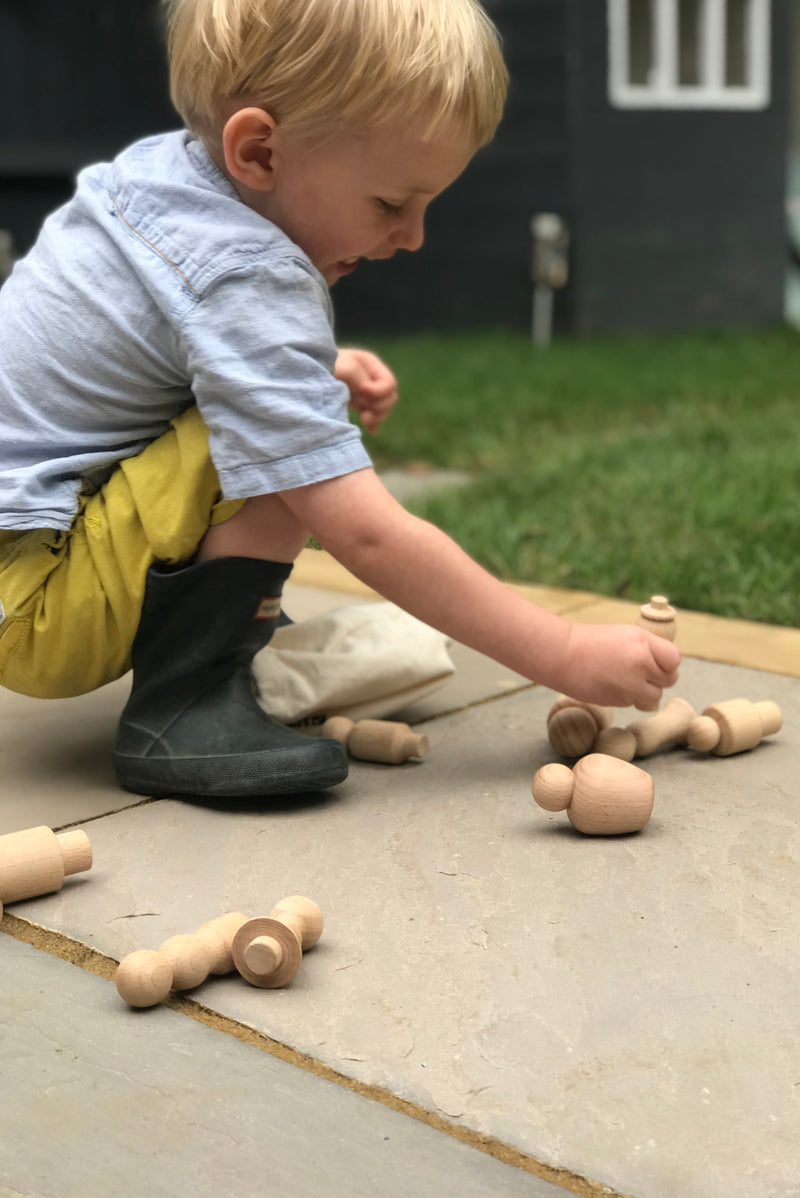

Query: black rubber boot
112 557 348 798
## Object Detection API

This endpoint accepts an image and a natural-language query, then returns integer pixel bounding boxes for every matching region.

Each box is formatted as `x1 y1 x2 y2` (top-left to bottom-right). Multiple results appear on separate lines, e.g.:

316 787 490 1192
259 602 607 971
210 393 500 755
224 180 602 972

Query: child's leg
0 406 348 797
196 491 311 565
0 404 242 698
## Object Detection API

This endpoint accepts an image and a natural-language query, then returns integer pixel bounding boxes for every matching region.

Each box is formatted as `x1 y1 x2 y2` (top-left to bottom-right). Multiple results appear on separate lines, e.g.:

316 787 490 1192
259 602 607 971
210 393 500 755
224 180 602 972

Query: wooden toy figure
532 753 654 835
0 825 92 906
321 716 429 764
232 895 324 989
637 595 677 642
635 595 677 712
546 695 612 758
687 698 782 756
115 911 249 1007
595 696 697 761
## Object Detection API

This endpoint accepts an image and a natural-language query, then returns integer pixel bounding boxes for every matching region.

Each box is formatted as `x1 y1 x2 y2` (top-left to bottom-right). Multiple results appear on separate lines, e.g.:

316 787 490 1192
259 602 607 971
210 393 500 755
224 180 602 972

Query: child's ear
222 107 280 192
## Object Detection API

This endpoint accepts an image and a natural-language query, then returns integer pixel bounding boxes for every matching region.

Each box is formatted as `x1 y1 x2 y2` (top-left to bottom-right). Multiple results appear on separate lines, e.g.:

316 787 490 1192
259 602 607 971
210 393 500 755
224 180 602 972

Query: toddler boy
0 0 679 798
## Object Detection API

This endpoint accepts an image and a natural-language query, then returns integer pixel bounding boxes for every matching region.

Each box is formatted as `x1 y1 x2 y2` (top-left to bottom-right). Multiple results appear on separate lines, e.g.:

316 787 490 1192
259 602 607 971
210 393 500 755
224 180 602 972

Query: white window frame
608 0 771 109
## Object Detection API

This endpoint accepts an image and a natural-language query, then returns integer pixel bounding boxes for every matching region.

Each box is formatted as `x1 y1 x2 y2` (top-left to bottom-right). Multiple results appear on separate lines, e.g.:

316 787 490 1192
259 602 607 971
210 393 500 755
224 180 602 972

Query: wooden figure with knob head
232 895 324 988
115 911 250 1008
321 716 429 764
636 595 677 712
594 696 697 762
687 698 782 756
532 754 654 835
0 825 92 907
546 696 612 758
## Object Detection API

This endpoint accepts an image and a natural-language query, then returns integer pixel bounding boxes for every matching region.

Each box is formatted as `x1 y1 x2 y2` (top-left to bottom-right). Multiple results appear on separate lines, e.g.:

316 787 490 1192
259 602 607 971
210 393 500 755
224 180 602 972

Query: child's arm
280 468 680 709
334 348 398 434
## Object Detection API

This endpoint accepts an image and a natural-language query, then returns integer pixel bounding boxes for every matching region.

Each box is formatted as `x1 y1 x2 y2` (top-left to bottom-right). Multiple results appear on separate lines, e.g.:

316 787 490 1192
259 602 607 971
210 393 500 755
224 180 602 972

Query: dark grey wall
565 1 791 334
0 1 175 255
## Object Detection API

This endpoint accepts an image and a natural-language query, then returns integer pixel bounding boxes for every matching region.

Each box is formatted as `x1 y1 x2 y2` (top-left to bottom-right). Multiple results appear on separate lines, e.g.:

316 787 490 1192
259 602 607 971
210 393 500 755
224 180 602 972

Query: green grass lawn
357 326 800 627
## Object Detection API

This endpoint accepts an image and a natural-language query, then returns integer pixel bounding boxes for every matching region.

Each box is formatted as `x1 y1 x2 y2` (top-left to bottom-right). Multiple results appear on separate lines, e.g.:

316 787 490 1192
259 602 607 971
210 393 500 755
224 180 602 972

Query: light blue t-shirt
0 130 371 530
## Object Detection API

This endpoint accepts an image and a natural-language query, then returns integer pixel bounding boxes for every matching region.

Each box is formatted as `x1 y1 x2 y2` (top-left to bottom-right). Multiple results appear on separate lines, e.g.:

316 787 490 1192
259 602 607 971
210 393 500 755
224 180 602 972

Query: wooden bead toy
115 911 249 1007
637 595 677 641
635 595 677 712
687 698 782 756
232 895 324 989
592 725 637 762
624 696 697 758
114 950 174 1008
546 695 612 758
532 753 654 835
321 716 429 764
0 825 92 906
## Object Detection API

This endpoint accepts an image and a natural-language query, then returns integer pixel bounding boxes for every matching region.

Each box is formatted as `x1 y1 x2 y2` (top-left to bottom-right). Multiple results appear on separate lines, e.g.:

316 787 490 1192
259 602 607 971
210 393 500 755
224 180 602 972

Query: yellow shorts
0 406 244 699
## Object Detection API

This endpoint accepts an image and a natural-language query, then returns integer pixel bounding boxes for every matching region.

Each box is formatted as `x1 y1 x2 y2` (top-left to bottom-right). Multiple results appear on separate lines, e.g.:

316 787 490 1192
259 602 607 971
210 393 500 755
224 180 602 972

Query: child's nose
391 215 425 253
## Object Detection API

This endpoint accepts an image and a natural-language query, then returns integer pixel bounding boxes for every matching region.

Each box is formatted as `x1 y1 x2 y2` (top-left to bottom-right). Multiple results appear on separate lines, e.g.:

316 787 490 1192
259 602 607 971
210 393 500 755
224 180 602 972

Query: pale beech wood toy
546 695 612 758
321 716 429 764
625 696 697 758
637 595 677 641
232 896 324 989
115 911 249 1007
635 595 677 712
0 825 92 906
532 754 654 835
592 725 637 762
687 698 783 756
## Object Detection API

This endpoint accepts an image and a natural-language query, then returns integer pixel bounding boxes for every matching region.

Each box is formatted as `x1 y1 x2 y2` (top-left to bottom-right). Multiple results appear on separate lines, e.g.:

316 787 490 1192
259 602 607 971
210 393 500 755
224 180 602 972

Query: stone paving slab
9 655 800 1198
0 933 562 1198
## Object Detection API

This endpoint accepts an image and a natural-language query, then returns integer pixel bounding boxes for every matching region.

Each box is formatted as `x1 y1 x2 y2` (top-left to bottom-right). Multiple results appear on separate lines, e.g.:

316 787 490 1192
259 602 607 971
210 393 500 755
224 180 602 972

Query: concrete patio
1 549 798 1198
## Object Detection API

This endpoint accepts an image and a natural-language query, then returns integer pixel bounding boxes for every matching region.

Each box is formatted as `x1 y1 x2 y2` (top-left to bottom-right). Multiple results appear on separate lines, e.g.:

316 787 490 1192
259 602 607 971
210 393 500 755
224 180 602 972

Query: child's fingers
648 633 681 673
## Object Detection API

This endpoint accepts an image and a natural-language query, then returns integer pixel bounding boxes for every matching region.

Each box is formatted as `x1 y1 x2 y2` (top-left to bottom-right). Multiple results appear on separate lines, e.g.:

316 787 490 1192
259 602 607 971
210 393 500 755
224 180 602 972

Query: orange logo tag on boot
254 597 282 620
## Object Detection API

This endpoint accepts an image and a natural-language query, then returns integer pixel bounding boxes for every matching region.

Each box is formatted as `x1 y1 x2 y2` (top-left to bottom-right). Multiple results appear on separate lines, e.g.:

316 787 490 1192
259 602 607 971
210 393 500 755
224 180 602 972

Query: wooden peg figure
687 698 782 756
637 595 677 641
232 896 324 989
0 825 92 906
532 753 654 835
546 695 612 758
321 716 429 764
635 595 677 712
115 911 249 1008
594 696 696 762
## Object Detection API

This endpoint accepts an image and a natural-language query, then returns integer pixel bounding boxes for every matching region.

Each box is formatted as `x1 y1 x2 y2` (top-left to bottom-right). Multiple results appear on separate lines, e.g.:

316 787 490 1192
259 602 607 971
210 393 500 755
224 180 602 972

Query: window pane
679 0 702 85
726 0 748 85
629 0 654 85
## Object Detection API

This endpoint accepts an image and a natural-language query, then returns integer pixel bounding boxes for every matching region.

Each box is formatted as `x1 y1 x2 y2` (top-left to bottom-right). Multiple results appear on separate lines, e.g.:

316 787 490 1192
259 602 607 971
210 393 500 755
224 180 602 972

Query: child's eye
376 198 404 217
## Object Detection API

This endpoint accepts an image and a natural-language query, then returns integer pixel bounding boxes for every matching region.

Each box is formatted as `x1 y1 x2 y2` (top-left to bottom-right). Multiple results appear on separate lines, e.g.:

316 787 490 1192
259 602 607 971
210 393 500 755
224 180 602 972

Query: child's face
260 117 476 286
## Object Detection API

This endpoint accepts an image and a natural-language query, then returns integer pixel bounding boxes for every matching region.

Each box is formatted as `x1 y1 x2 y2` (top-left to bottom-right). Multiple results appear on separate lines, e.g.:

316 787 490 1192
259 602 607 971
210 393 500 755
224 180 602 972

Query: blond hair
165 0 507 148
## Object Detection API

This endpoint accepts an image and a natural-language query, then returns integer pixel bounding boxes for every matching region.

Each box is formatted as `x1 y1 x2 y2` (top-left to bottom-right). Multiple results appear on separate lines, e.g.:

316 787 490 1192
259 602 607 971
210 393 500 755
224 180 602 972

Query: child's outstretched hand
335 347 398 434
555 623 681 710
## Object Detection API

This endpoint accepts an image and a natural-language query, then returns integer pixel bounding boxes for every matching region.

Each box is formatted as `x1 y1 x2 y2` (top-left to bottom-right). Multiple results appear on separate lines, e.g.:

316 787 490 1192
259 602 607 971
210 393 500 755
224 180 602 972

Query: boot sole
112 742 348 799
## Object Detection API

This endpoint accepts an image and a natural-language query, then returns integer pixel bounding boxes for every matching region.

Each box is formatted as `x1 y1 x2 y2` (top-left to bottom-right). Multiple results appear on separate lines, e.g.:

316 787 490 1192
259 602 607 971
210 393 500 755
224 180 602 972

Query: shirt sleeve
179 252 372 498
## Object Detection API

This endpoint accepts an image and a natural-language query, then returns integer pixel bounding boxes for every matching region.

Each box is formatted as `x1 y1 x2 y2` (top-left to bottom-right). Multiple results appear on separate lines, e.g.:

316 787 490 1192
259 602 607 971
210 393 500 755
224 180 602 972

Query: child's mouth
337 257 359 275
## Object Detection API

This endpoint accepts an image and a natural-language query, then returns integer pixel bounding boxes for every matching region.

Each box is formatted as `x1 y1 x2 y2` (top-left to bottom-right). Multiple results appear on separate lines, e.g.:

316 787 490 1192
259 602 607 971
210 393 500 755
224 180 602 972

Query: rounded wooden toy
546 695 612 758
592 725 636 762
321 716 429 764
232 896 324 989
635 595 677 712
637 595 677 641
115 911 249 1007
687 698 782 756
0 825 92 905
624 696 696 758
532 753 654 835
